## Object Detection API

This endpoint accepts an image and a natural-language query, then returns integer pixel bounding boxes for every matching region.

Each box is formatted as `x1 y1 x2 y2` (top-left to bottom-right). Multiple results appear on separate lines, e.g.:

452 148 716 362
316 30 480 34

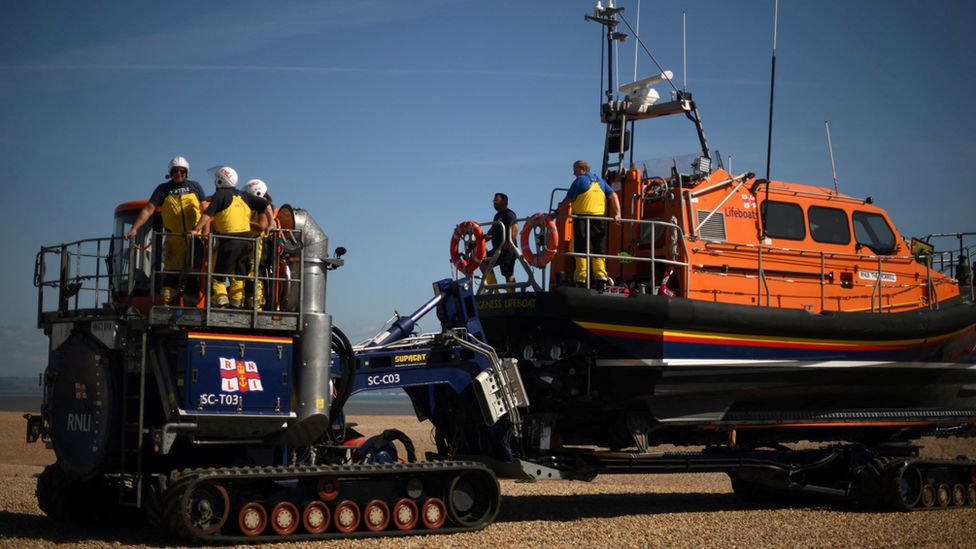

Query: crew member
558 160 621 286
483 193 518 290
126 156 206 306
191 167 273 308
242 178 275 309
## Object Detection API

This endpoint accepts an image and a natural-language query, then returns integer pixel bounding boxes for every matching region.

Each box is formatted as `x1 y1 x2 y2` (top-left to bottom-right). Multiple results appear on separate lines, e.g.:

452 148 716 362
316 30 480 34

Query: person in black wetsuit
484 192 518 288
190 167 272 308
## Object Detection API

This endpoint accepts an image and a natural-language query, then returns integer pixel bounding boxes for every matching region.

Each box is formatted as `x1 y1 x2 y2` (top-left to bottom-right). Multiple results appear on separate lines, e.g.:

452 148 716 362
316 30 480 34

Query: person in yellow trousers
558 160 621 287
242 178 275 309
126 156 206 306
190 167 273 308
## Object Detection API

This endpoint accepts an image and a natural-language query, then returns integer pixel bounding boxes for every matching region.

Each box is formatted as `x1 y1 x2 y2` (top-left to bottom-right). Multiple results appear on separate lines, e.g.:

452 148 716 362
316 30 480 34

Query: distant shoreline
0 394 414 416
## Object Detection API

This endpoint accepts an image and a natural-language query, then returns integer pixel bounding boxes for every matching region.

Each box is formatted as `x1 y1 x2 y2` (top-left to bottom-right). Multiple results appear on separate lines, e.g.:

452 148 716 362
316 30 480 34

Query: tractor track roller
302 500 330 534
876 457 976 511
318 476 339 501
363 499 391 532
951 484 967 507
936 484 952 507
238 502 267 536
422 497 447 529
334 500 361 533
392 498 419 531
270 501 300 535
155 461 499 542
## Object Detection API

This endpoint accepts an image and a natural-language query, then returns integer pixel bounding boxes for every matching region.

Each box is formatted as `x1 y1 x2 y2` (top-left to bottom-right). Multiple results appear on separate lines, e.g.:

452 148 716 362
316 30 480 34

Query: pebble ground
2 412 975 548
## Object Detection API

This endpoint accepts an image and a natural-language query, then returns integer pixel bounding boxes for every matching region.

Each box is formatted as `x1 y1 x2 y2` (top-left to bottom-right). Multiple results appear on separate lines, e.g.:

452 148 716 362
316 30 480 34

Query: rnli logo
394 353 428 365
219 357 264 392
741 193 757 209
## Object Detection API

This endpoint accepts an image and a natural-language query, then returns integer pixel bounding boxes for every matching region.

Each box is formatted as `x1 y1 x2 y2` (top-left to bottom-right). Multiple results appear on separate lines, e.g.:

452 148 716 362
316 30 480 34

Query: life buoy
449 220 486 274
520 213 559 268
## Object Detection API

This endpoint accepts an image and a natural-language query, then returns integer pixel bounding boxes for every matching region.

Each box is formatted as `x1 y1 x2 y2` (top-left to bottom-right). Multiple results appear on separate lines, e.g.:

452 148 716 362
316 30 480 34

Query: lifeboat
456 7 976 450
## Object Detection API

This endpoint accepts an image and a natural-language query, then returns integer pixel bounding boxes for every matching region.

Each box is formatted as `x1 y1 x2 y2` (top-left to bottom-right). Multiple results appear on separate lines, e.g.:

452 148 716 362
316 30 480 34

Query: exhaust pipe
279 207 335 445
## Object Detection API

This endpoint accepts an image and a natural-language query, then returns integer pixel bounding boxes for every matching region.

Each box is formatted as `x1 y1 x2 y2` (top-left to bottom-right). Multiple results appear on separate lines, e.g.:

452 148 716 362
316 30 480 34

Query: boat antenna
630 0 640 168
825 120 839 194
633 0 640 81
588 1 626 102
764 0 779 180
599 18 606 104
682 11 687 91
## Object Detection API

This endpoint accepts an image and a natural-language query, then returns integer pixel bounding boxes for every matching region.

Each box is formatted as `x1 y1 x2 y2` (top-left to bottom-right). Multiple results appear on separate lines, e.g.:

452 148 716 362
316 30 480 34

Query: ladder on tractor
118 330 147 507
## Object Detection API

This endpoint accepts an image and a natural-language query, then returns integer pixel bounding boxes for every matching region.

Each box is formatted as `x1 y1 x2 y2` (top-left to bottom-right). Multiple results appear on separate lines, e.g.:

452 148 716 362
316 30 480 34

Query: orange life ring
449 220 486 274
520 213 559 268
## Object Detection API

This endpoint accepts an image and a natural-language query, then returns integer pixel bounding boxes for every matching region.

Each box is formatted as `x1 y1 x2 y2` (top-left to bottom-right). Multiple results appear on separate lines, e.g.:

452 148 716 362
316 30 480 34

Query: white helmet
244 179 268 197
168 156 190 172
215 166 238 188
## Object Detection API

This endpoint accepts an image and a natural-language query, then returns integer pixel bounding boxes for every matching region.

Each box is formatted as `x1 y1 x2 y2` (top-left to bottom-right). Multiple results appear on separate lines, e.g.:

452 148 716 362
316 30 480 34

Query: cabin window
852 211 896 254
808 206 851 245
760 201 805 240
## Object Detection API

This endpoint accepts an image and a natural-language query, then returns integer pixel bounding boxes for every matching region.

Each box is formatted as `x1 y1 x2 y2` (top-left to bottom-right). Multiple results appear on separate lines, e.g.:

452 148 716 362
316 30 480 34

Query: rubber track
164 460 500 543
880 456 976 512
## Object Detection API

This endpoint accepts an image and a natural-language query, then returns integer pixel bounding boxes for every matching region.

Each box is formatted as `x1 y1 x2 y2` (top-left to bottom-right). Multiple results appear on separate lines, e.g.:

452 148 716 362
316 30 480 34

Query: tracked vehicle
28 202 523 541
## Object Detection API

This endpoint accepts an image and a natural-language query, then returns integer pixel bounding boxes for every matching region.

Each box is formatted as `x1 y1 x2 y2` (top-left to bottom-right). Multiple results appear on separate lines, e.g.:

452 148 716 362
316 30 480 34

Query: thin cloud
0 63 587 80
18 0 465 69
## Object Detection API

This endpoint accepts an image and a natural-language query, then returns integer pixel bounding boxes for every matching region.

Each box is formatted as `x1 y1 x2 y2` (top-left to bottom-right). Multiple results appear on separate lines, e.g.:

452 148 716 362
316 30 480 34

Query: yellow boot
161 286 177 306
211 279 229 308
574 257 589 286
229 279 245 309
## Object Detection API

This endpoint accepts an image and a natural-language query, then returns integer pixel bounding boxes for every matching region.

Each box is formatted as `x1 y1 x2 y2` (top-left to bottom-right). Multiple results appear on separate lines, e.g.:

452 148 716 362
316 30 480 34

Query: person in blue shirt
483 193 518 289
558 160 621 286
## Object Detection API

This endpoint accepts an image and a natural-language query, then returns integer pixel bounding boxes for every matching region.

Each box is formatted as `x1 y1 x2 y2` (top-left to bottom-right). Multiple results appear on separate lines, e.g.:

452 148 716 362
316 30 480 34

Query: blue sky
2 0 974 376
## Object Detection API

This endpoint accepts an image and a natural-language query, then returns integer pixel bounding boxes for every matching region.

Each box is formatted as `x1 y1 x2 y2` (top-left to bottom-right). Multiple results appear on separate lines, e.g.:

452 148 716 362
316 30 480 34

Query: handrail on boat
471 218 543 295
701 240 948 312
555 214 691 294
456 209 968 313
